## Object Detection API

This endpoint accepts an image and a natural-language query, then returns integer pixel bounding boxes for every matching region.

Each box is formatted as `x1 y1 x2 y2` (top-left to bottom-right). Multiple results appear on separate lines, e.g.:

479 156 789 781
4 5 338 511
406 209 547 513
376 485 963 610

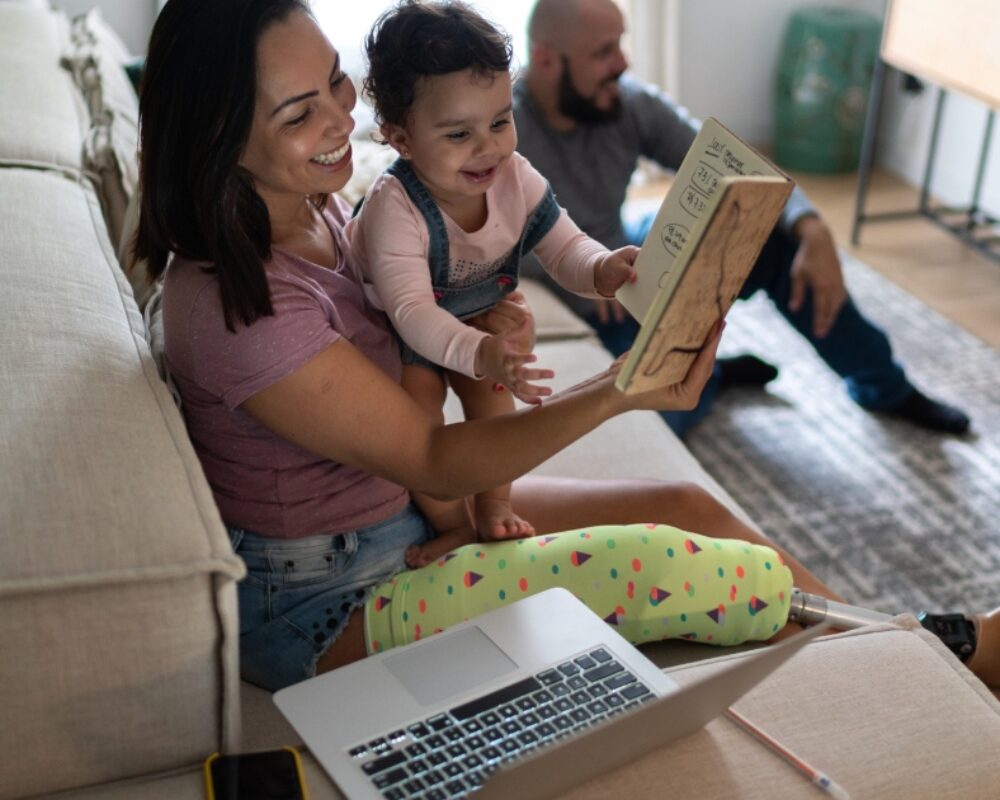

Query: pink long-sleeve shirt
347 152 607 377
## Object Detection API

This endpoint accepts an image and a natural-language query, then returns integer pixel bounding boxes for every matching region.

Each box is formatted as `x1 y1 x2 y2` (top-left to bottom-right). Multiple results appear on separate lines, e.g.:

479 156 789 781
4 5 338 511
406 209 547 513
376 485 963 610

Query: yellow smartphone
204 747 309 800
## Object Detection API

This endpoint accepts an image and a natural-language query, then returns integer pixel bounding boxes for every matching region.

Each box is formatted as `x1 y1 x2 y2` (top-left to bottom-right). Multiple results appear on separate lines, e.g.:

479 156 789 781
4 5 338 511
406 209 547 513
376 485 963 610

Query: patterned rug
685 253 1000 617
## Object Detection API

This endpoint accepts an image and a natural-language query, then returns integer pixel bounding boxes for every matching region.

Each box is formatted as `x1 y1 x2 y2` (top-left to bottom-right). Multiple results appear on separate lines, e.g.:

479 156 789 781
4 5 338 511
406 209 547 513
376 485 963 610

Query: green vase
774 7 882 173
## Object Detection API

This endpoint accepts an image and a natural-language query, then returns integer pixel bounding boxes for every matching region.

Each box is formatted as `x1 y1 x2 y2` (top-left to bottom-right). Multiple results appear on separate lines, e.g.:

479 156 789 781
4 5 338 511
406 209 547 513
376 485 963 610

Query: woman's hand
565 320 724 414
624 320 724 411
594 245 639 298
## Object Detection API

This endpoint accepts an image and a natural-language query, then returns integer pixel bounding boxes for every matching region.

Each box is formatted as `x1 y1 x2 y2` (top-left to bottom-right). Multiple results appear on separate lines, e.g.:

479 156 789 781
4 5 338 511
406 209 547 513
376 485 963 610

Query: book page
616 118 783 323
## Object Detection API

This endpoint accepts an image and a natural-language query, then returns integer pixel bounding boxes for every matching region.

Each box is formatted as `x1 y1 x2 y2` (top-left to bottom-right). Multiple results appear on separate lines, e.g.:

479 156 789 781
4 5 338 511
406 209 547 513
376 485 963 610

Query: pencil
725 707 851 799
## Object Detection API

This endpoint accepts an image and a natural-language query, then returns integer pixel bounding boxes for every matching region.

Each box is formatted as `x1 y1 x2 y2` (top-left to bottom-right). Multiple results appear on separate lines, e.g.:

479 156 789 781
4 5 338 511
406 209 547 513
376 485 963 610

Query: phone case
203 746 309 800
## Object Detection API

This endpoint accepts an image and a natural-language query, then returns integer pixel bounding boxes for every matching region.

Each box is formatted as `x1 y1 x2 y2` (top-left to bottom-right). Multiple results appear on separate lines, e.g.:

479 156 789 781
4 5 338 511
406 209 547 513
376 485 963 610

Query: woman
135 0 839 692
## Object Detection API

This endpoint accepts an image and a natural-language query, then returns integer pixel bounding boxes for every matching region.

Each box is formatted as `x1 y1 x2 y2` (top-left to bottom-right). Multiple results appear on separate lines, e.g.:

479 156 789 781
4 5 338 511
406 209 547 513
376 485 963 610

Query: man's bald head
527 0 577 51
528 0 621 52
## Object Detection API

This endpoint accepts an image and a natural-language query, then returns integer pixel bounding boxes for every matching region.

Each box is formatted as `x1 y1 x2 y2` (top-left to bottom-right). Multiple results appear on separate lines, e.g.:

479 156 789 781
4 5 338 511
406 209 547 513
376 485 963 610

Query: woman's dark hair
364 0 513 131
134 0 311 331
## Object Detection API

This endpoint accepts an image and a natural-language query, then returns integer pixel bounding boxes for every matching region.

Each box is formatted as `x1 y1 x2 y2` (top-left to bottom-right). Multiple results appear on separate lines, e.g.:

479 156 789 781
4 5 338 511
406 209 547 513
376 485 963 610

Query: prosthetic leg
789 590 1000 688
787 589 893 629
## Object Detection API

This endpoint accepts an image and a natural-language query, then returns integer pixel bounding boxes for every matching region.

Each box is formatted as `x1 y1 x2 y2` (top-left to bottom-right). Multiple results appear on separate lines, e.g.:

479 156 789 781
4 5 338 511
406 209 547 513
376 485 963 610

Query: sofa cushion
0 0 88 170
62 6 140 248
518 277 593 341
0 169 244 799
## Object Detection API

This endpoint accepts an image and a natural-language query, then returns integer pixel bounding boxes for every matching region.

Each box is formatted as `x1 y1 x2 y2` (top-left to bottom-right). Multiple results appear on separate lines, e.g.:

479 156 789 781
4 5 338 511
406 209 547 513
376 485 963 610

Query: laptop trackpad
382 626 517 706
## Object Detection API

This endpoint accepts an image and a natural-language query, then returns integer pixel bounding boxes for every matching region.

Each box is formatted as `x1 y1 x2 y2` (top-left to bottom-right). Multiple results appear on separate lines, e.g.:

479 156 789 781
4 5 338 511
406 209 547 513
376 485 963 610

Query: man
514 0 970 437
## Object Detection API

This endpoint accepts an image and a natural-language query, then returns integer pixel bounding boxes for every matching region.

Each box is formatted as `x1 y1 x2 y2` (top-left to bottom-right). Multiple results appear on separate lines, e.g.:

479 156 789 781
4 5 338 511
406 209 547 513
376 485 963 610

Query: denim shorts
227 503 432 691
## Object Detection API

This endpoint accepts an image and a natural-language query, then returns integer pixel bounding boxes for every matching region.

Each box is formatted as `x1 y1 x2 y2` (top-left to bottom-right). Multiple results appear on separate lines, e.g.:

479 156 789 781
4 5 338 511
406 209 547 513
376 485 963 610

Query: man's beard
557 56 624 124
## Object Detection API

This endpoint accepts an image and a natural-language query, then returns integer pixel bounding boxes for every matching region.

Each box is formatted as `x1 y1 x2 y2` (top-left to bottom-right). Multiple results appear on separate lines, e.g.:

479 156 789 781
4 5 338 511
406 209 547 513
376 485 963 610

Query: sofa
2 2 999 798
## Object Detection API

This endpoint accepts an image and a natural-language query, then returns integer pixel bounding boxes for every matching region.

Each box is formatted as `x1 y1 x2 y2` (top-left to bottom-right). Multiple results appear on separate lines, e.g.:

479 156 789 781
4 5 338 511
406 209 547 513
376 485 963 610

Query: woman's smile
310 141 352 170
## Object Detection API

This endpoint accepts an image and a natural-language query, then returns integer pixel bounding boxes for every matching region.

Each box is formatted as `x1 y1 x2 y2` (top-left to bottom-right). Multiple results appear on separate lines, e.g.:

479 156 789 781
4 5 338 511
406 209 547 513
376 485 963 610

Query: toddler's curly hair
363 0 513 131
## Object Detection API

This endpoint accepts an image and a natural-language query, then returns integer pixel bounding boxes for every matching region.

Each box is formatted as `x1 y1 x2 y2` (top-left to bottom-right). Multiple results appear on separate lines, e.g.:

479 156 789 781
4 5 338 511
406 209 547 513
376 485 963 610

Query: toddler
349 0 638 565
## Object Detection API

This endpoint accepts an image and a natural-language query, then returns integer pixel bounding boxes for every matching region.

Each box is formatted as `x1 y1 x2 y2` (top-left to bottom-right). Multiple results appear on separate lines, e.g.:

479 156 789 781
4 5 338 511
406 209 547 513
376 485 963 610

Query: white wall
662 0 999 217
665 0 885 145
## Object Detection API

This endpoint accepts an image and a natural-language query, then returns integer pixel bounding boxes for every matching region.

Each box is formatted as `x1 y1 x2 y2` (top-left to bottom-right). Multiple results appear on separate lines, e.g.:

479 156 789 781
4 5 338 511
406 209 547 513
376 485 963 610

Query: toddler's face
388 69 516 214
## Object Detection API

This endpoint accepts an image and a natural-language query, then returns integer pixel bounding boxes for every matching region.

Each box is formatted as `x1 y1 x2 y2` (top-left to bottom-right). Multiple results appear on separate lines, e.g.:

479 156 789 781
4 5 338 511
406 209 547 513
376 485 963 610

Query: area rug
685 252 1000 617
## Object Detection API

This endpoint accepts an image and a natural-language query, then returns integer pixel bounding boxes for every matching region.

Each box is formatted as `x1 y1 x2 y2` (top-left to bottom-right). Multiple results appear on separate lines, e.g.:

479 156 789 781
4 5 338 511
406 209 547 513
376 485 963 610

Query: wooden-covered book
615 118 794 394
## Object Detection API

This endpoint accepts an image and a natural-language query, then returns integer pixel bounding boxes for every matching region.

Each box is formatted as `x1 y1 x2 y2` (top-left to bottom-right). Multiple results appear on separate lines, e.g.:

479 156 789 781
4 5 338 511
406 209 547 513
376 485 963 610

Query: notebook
273 587 826 800
613 117 794 395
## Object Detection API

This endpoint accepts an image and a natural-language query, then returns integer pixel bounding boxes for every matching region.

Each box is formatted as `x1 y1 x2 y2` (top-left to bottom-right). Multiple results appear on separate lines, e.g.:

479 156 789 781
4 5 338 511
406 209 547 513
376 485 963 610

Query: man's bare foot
476 496 535 541
405 527 477 569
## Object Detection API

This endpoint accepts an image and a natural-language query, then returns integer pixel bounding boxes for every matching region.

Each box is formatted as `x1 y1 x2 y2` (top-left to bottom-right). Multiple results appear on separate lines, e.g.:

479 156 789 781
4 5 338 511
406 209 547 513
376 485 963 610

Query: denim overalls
384 158 562 370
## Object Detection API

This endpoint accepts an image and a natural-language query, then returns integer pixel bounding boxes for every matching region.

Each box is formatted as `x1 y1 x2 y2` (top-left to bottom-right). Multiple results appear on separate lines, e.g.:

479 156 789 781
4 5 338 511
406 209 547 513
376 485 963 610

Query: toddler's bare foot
476 497 535 541
405 527 477 569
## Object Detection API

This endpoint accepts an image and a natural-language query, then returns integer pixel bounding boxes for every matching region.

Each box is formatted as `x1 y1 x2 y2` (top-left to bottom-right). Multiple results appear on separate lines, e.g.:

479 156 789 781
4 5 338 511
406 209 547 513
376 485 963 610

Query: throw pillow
61 7 139 249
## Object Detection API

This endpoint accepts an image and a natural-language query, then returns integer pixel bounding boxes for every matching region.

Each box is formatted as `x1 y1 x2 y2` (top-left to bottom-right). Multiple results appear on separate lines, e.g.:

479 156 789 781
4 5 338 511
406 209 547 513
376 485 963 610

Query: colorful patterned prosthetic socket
364 524 793 654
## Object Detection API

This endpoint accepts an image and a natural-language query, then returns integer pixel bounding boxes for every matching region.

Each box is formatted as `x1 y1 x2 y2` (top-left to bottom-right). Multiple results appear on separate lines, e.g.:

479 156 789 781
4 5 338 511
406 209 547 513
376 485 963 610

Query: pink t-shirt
347 152 607 377
162 197 409 538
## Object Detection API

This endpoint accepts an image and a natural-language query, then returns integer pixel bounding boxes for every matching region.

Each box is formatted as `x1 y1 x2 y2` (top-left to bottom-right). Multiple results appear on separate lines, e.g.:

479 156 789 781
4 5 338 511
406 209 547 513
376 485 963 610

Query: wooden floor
791 167 1000 351
633 167 1000 350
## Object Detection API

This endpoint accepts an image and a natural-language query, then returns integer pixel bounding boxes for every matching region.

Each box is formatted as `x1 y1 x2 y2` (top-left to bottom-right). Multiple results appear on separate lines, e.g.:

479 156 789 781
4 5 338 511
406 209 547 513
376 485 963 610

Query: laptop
274 587 826 800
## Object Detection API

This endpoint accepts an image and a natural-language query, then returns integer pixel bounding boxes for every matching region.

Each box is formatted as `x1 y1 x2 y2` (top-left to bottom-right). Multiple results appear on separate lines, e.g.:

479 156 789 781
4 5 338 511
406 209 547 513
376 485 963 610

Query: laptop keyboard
348 647 656 799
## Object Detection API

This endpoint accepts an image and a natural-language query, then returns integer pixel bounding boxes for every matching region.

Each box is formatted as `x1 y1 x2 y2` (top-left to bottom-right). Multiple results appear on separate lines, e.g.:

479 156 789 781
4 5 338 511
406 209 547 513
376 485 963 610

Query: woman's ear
383 125 411 159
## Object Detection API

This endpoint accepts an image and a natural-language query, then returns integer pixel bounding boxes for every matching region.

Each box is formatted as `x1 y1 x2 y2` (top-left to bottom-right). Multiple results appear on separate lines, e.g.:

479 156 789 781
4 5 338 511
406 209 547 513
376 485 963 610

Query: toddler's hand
595 245 639 298
475 317 554 405
468 291 536 353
